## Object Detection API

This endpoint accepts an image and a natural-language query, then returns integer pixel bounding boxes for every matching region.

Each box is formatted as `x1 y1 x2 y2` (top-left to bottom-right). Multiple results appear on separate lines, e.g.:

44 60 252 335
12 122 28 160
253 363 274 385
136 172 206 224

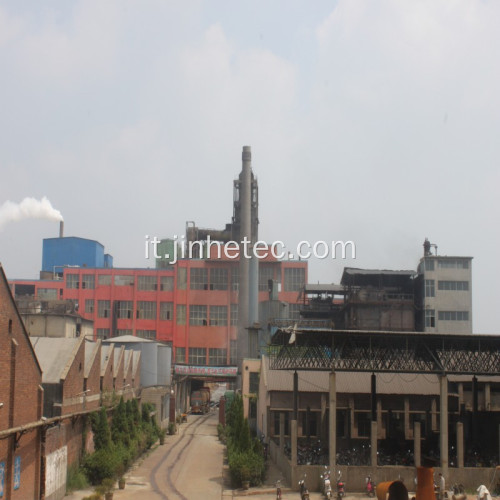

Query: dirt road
146 411 224 499
67 411 224 500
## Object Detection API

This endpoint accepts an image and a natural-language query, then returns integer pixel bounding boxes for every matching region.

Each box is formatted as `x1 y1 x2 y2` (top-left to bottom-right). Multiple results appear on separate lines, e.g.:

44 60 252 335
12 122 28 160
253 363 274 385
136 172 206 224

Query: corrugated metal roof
113 346 124 376
262 357 441 395
103 335 153 343
100 344 114 375
132 350 141 376
343 268 415 276
303 284 345 294
31 337 81 384
84 340 100 378
123 349 133 374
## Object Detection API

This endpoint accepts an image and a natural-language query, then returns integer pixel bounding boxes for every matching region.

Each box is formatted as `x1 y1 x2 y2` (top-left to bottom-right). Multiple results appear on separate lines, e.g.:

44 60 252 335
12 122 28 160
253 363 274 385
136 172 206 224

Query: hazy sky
0 1 498 332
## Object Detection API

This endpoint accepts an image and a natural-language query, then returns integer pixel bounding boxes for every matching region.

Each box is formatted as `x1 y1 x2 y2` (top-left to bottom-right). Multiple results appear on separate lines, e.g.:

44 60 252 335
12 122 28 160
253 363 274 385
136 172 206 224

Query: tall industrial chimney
59 221 64 238
238 146 252 364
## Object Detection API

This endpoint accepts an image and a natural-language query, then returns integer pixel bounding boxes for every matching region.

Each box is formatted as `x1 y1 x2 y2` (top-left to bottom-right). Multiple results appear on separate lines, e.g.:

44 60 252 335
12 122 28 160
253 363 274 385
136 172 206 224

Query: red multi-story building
10 253 307 368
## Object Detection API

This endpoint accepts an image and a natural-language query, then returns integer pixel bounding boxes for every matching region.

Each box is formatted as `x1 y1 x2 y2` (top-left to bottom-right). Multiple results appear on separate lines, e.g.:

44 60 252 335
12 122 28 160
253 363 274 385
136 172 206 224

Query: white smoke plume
0 196 63 230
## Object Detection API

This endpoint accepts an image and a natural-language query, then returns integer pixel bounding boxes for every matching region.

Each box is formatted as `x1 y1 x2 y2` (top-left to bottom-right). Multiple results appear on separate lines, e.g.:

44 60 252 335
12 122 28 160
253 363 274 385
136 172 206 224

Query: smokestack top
242 145 251 162
59 220 64 238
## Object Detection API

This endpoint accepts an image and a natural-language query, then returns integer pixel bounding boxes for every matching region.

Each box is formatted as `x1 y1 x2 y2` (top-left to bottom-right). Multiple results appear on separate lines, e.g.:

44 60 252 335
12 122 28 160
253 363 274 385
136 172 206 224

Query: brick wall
45 418 85 468
0 266 43 499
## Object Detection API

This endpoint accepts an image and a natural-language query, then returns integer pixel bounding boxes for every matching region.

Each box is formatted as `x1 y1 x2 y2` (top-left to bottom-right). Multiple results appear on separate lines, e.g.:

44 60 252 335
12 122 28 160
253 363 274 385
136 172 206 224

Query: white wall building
418 240 472 334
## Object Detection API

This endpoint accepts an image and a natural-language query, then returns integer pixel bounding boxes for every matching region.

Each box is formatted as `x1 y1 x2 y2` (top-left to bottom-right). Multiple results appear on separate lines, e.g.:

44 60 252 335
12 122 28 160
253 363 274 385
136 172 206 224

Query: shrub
228 450 265 487
223 394 265 488
95 478 115 496
83 448 122 485
91 407 112 451
66 463 89 492
112 397 130 445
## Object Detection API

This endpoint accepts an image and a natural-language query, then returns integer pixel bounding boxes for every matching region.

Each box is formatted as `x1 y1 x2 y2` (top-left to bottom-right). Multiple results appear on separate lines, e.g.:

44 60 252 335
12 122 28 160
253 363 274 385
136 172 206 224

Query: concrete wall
242 358 260 421
269 451 498 494
422 257 472 334
141 386 170 428
44 446 67 500
157 344 172 386
21 314 93 339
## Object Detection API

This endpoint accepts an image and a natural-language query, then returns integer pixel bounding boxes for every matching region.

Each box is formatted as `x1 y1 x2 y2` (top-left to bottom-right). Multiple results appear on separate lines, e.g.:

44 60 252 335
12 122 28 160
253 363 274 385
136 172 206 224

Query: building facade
417 240 473 334
10 256 306 369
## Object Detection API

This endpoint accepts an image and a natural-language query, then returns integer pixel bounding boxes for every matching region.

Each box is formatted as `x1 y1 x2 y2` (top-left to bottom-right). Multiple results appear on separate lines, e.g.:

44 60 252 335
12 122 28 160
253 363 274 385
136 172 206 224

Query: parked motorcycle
336 471 345 499
366 475 376 497
299 474 310 500
320 466 332 499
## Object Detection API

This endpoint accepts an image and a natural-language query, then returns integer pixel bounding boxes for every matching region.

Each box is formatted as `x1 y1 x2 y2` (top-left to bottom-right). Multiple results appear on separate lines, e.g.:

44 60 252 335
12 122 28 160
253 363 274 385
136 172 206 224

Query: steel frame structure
269 328 500 375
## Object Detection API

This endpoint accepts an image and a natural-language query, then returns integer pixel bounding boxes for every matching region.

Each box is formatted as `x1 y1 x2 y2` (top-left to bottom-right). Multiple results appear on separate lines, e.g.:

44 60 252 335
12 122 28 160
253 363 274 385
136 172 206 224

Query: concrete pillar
180 382 186 412
371 420 378 466
414 421 421 467
321 393 327 441
377 399 383 438
458 382 464 407
485 383 491 411
169 394 175 423
404 397 410 440
291 419 298 466
472 376 478 441
457 422 464 468
440 374 449 475
306 406 311 441
293 371 299 420
431 398 437 431
349 395 355 438
329 371 337 469
279 412 285 452
371 373 377 421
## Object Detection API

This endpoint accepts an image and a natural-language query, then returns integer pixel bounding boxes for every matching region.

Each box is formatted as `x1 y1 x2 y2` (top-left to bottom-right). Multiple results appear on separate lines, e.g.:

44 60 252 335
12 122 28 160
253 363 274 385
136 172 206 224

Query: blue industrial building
42 236 113 274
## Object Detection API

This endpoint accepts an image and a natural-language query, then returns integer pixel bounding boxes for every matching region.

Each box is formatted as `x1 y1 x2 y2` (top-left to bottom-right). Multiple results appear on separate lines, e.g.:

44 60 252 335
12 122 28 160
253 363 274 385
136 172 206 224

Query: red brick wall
0 267 42 499
45 418 86 468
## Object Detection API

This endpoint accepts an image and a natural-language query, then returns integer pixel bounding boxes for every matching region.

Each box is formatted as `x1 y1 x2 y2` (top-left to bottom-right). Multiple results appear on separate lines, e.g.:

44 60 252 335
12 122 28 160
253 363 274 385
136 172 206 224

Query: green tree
92 407 112 451
111 397 130 444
